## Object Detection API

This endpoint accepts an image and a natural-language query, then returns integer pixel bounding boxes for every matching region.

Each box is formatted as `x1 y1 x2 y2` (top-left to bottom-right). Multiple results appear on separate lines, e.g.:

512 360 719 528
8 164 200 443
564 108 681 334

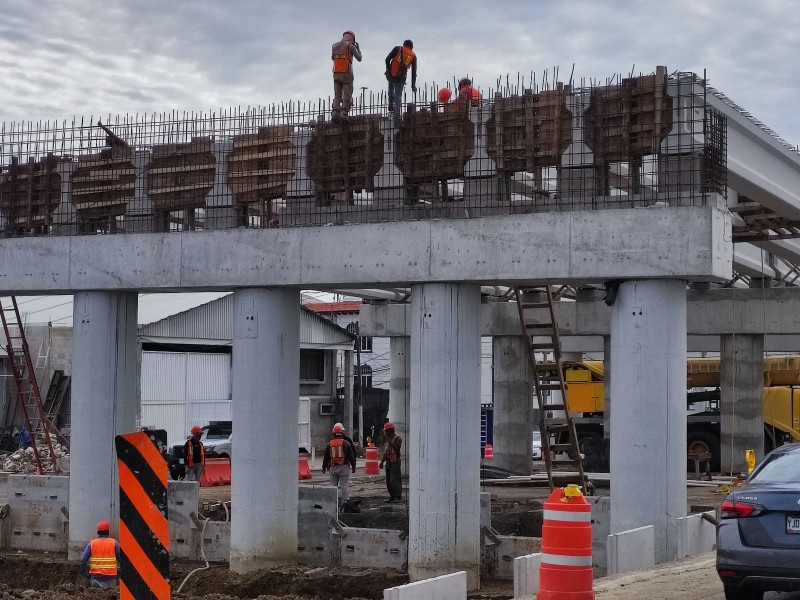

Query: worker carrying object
385 40 417 123
322 423 357 508
80 520 120 588
184 425 205 482
379 422 403 503
331 30 362 122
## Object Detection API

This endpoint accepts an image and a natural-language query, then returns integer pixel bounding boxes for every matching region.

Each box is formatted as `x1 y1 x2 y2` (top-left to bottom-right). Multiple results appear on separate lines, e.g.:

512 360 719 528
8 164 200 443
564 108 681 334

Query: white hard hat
334 422 345 431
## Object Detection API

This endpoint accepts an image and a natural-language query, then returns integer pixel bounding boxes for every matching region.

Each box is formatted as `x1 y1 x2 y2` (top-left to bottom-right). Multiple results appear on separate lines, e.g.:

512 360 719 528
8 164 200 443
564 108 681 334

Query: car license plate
787 515 800 534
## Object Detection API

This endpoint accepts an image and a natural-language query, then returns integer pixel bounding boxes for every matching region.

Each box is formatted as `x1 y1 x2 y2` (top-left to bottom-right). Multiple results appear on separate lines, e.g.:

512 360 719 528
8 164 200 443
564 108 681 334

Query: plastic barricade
200 457 231 487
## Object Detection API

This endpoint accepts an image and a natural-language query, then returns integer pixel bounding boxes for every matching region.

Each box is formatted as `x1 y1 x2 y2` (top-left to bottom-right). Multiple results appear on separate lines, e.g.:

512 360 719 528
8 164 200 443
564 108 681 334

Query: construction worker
384 40 417 123
184 425 205 482
322 423 356 507
457 77 483 106
331 30 362 122
80 520 120 588
333 422 357 457
379 422 403 503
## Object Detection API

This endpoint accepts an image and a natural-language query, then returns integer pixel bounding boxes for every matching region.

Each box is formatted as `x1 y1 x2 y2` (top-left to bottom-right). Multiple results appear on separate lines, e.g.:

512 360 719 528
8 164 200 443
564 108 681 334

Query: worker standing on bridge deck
385 40 417 123
184 425 205 482
331 30 362 123
80 520 120 588
322 423 357 507
380 422 403 503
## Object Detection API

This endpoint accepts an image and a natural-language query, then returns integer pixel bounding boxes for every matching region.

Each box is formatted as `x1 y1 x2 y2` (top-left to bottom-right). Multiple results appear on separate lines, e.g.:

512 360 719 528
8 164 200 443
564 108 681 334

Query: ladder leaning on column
514 286 588 492
0 296 62 474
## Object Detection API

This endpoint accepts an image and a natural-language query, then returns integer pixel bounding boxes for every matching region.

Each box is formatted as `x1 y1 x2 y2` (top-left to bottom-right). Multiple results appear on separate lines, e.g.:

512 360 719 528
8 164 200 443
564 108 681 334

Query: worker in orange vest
80 520 120 588
331 30 362 123
184 425 205 482
457 77 483 106
322 423 357 508
384 40 417 123
379 422 403 503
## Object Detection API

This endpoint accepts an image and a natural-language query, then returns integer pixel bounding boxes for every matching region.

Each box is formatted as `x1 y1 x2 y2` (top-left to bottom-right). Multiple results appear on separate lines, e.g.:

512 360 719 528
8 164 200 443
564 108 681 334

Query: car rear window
204 426 232 439
750 450 800 484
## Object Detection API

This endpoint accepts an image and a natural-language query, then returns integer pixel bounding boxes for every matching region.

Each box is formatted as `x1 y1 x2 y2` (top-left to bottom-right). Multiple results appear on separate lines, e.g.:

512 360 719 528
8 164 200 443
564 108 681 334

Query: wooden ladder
514 286 588 491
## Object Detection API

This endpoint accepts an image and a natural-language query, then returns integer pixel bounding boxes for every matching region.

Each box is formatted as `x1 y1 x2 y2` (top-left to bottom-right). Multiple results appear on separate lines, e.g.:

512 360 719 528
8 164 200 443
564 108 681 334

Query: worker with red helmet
184 425 205 482
457 77 482 107
331 30 362 122
379 422 403 503
80 520 120 588
322 423 357 508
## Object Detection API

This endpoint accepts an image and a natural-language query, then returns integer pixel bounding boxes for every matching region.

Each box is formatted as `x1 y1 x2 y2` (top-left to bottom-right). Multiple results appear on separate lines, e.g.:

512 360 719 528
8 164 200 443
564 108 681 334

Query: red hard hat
332 424 344 434
191 425 202 434
438 88 453 103
343 30 355 42
383 422 395 431
458 77 472 88
97 520 111 532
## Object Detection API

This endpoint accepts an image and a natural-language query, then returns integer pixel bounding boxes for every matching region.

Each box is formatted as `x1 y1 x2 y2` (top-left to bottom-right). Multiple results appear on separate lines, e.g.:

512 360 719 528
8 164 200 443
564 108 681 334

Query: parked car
716 443 800 600
532 430 542 461
168 421 232 480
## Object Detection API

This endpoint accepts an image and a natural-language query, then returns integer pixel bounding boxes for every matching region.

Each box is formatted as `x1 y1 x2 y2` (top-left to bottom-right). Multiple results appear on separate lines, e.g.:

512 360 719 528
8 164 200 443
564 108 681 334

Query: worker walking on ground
379 422 403 503
322 423 357 507
184 425 205 482
331 30 362 122
80 520 120 588
385 40 417 122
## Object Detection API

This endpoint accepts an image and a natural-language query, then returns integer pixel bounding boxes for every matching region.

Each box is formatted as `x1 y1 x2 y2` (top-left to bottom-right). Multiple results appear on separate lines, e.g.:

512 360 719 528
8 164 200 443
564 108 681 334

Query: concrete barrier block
588 495 610 575
384 571 467 600
0 471 9 504
513 552 541 598
201 520 231 563
606 525 655 575
677 512 716 559
168 480 200 559
7 475 69 552
298 485 338 566
483 535 541 580
340 527 407 570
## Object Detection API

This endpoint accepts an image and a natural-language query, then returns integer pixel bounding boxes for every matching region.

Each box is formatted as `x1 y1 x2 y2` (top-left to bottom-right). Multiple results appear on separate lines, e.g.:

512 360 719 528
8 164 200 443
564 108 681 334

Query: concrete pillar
464 107 497 203
344 350 354 439
388 336 410 477
557 91 596 202
603 335 611 440
409 283 481 590
68 292 138 559
492 336 533 475
205 139 238 229
659 74 705 198
230 288 300 571
610 280 687 563
124 150 155 233
720 334 765 474
373 119 404 202
52 161 78 235
286 127 315 199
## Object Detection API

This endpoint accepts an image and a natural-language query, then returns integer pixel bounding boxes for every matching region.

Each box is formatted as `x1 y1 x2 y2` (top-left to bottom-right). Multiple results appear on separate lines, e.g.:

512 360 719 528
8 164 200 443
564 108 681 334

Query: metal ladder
0 297 62 474
514 286 588 491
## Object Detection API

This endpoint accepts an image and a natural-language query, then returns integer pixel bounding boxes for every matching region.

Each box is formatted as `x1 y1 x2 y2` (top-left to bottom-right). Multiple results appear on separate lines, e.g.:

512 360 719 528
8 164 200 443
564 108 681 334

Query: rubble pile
1 436 70 474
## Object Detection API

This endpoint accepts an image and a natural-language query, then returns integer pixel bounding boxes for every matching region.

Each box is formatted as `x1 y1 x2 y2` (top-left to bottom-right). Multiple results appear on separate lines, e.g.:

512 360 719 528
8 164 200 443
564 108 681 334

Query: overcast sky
0 1 798 146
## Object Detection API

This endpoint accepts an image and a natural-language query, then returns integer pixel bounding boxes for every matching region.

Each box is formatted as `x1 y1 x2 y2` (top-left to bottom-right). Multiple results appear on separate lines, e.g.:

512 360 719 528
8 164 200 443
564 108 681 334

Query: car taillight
720 499 764 519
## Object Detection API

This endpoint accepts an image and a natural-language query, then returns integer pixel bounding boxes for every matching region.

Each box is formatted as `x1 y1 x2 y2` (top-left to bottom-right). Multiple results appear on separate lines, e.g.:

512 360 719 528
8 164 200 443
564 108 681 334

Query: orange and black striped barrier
115 431 170 600
538 484 594 600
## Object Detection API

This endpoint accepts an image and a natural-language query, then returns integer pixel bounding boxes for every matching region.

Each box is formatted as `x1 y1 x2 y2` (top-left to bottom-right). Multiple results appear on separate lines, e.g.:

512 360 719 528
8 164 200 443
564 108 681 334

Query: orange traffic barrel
484 443 494 461
298 451 312 480
365 443 380 475
538 484 594 600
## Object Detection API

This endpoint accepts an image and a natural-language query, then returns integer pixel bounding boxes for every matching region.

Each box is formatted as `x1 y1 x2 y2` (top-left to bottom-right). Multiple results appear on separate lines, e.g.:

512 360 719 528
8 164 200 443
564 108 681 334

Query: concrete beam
0 205 731 293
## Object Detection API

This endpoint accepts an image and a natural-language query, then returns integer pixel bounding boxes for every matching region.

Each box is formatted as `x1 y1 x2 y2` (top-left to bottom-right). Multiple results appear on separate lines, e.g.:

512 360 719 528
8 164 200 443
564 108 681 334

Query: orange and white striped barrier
538 484 594 600
484 443 494 461
365 443 380 476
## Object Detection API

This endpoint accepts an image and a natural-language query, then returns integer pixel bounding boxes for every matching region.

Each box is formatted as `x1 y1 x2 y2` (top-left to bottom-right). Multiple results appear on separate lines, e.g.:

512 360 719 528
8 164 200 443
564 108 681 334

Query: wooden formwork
307 115 383 201
147 137 215 213
71 147 135 220
229 125 296 205
0 154 62 231
487 89 573 172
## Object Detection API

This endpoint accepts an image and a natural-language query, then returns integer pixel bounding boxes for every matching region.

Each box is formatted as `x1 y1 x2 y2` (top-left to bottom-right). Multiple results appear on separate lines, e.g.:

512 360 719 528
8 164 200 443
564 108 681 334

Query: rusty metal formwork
487 88 573 172
0 154 62 233
307 115 383 201
71 147 135 223
147 137 215 213
229 125 296 205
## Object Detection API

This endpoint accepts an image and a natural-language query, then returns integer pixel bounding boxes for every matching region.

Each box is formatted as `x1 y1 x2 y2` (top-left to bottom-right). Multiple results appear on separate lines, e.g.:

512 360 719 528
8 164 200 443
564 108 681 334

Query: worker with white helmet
322 423 357 508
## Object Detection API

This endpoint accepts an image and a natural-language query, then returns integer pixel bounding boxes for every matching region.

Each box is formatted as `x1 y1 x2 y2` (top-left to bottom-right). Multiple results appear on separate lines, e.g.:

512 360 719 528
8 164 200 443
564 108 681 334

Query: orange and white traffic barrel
484 443 494 461
538 484 594 600
365 443 380 476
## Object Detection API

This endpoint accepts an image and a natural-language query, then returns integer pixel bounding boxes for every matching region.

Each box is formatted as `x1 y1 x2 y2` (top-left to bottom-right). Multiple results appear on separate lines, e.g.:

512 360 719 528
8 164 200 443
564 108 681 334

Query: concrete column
720 334 765 474
52 161 78 235
388 337 410 476
603 335 611 440
610 280 687 563
230 288 300 571
344 350 354 438
286 127 315 199
557 91 596 201
373 119 404 202
492 336 532 474
464 107 497 203
124 150 155 233
409 283 481 590
205 139 238 229
659 73 705 199
68 292 138 559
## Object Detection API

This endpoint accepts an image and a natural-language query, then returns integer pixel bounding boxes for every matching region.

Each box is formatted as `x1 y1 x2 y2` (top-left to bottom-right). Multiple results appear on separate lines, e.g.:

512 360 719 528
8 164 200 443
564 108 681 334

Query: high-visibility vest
332 41 352 74
89 537 118 576
389 47 415 78
185 439 204 467
329 437 346 466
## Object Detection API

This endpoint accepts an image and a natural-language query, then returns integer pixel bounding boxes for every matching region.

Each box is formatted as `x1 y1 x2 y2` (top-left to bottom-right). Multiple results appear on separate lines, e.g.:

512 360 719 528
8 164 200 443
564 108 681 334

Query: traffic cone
484 443 494 461
365 443 380 476
538 484 594 600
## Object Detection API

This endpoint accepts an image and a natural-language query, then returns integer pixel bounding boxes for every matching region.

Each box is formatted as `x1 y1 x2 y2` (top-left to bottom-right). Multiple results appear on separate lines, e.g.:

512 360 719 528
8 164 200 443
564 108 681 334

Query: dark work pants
385 460 402 499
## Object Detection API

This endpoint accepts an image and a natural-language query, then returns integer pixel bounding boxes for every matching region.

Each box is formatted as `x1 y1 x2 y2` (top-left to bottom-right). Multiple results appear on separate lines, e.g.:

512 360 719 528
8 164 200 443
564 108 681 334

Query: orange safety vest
329 437 346 466
89 537 118 576
185 438 205 468
332 41 352 74
389 47 415 78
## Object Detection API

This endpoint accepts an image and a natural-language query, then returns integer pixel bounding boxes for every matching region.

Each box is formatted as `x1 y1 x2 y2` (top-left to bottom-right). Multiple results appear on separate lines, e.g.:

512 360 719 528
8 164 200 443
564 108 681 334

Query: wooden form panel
71 147 134 219
147 137 215 212
229 125 296 204
0 154 62 229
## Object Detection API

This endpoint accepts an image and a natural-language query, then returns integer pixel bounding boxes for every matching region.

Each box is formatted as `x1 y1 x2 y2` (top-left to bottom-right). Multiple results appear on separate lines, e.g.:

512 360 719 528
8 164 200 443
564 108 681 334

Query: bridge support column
610 279 686 564
492 336 533 474
720 334 765 474
409 283 481 590
205 139 238 229
388 336 410 477
230 288 300 571
68 292 138 559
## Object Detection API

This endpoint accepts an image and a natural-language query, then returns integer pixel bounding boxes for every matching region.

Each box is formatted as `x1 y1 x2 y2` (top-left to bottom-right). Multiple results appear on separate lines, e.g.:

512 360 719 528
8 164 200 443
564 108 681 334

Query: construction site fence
0 70 727 237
